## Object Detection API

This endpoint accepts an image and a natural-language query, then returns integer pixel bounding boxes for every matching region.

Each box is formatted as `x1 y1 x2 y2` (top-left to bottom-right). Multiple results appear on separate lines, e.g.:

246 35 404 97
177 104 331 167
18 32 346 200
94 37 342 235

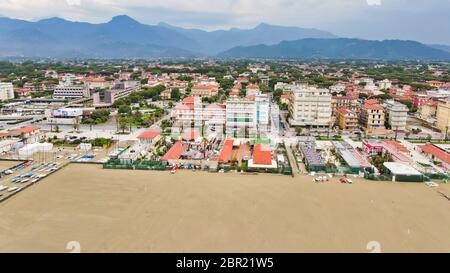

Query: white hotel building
226 94 271 137
172 96 226 132
53 85 90 100
288 86 332 128
383 100 409 131
172 94 272 138
0 82 15 101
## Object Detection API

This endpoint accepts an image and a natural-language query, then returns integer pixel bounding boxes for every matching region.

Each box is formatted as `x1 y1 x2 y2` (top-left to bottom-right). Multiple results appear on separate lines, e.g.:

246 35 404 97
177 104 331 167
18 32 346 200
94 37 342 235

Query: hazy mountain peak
157 22 176 29
254 23 272 29
37 17 68 23
109 15 140 25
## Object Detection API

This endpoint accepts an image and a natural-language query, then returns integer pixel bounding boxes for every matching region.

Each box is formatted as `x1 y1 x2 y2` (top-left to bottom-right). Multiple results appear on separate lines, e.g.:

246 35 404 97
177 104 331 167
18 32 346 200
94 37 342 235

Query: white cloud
66 0 81 6
366 0 381 6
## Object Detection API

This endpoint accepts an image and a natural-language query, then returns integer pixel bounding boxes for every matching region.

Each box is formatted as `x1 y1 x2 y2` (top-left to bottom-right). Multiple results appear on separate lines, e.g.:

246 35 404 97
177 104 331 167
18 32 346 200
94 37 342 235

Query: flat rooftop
383 162 422 176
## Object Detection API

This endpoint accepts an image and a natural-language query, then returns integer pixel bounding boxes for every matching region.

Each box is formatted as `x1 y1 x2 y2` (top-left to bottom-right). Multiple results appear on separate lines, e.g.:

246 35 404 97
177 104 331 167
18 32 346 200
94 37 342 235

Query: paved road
284 142 301 176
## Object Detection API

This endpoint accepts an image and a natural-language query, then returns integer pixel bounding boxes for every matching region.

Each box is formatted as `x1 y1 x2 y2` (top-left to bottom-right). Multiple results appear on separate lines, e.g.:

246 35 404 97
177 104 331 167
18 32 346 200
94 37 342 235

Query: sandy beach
0 164 449 253
0 160 21 172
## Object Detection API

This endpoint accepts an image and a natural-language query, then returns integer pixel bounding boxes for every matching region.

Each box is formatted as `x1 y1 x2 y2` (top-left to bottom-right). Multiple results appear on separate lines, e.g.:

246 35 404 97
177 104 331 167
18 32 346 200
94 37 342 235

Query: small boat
7 187 19 192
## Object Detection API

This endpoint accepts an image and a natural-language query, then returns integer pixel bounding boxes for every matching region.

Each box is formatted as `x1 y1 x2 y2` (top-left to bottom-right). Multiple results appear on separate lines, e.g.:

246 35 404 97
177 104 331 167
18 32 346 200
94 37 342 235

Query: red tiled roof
84 77 106 82
253 144 272 165
192 85 214 89
10 127 39 134
365 99 379 105
246 84 260 89
137 131 161 139
419 145 450 164
333 95 357 100
14 88 31 93
162 141 189 161
385 141 409 153
182 131 199 141
182 96 196 104
245 95 256 101
218 139 234 163
363 103 383 111
0 132 9 137
338 108 353 115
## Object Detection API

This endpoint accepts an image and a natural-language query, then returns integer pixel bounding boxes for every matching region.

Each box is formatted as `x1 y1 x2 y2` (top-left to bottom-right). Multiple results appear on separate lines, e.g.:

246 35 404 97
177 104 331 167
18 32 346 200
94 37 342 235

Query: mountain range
219 38 450 60
0 15 449 60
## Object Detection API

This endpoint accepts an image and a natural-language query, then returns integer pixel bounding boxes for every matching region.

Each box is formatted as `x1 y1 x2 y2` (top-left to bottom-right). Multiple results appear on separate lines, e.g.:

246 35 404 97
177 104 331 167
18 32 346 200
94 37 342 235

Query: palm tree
117 115 129 134
72 116 81 133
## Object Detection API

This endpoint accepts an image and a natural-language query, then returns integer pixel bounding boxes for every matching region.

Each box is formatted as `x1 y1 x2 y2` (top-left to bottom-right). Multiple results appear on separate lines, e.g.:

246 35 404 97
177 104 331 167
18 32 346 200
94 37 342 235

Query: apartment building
436 100 450 135
274 82 307 93
84 77 111 90
171 96 226 131
226 97 256 137
191 85 219 97
337 108 358 132
246 84 261 96
378 79 392 90
254 94 271 134
53 85 90 99
331 95 359 115
418 100 438 121
93 81 139 107
383 100 409 131
288 86 332 128
359 100 385 130
0 82 15 101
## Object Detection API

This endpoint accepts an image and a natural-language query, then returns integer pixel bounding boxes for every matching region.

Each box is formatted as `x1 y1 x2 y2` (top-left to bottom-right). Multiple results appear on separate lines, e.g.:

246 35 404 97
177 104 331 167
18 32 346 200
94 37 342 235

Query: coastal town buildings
93 81 139 107
191 84 219 97
436 100 450 135
288 86 332 128
0 82 15 101
225 94 272 137
359 100 385 130
337 108 358 132
53 85 90 100
226 97 257 137
331 95 359 115
171 96 226 132
84 77 111 90
383 100 409 131
246 84 261 96
418 100 438 121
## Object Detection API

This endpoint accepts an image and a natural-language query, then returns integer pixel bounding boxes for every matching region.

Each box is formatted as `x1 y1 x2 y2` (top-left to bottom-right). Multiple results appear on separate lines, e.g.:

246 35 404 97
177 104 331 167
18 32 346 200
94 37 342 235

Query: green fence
103 159 169 171
221 165 293 176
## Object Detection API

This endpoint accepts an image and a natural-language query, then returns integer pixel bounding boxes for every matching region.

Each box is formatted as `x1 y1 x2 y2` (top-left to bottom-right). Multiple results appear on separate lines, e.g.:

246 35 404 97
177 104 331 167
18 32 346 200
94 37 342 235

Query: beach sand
0 160 21 172
0 164 449 253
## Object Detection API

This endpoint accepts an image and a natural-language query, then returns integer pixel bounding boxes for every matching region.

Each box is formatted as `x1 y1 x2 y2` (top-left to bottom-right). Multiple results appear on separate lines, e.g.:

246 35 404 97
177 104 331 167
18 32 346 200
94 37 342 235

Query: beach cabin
300 144 326 172
137 131 161 145
162 141 189 163
248 144 278 169
9 127 41 144
383 162 424 182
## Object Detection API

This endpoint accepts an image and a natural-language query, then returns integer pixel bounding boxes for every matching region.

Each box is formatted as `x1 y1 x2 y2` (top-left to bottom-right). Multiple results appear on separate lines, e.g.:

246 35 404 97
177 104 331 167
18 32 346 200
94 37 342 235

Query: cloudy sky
1 0 449 45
